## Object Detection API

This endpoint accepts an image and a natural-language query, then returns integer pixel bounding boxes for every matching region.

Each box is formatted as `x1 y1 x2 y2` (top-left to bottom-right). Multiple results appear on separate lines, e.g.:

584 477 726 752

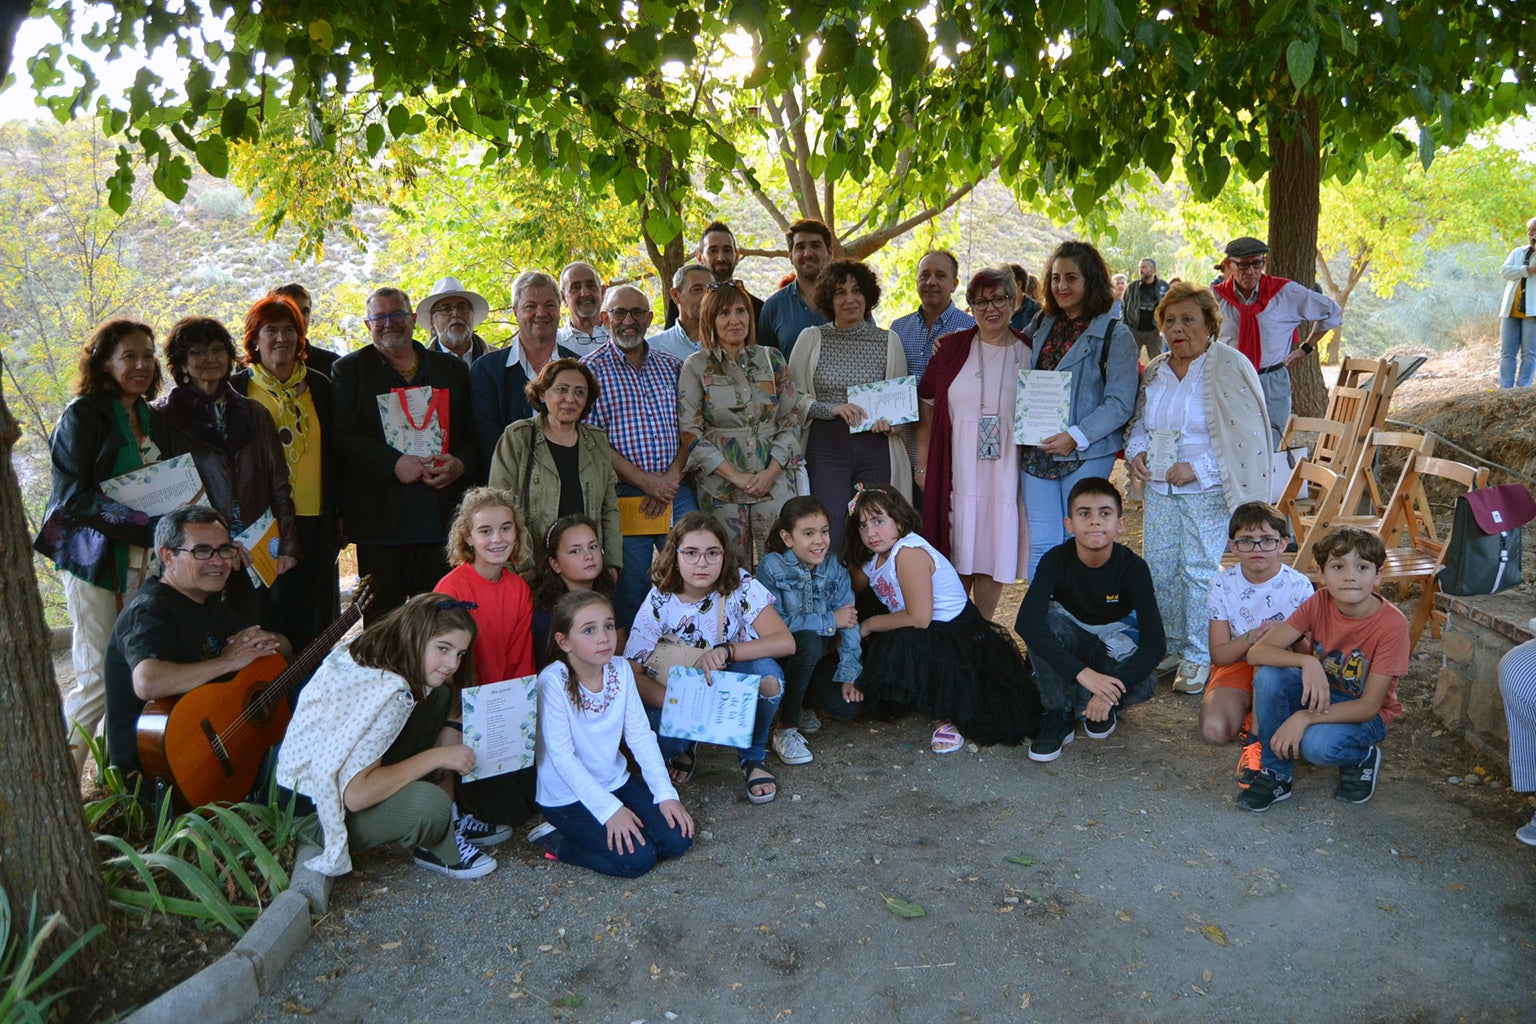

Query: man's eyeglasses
1232 536 1284 552
606 308 652 322
706 279 745 292
431 302 474 317
171 543 240 561
1231 258 1268 271
366 311 414 325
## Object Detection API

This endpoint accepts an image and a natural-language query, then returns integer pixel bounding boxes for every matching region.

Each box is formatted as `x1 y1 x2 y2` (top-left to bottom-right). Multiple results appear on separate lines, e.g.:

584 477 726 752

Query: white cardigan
786 325 915 499
1501 244 1534 318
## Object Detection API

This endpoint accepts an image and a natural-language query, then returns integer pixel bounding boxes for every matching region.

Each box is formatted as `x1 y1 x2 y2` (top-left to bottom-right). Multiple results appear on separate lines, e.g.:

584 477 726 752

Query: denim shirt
755 550 862 683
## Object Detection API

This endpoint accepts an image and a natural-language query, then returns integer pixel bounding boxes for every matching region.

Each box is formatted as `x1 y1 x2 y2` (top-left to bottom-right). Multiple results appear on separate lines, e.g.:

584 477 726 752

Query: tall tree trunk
0 370 109 978
1269 98 1329 417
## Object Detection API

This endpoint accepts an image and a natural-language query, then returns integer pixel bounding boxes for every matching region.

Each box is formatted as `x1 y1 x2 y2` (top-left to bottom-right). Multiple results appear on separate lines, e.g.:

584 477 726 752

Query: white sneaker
1172 662 1210 695
1156 653 1182 675
799 710 822 734
1517 813 1536 847
772 728 813 765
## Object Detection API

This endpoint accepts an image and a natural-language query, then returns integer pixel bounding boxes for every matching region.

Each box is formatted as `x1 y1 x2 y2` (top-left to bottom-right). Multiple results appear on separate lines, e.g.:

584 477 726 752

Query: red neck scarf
1213 274 1290 369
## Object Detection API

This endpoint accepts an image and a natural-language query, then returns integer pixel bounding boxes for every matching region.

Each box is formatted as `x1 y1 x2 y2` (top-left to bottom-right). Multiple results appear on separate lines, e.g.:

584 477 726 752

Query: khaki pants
62 555 149 771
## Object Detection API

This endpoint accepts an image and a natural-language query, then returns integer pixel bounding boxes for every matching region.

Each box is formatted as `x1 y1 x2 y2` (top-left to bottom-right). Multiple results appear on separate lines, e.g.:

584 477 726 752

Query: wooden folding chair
1373 453 1489 651
1279 414 1361 478
1328 357 1397 437
1332 428 1435 538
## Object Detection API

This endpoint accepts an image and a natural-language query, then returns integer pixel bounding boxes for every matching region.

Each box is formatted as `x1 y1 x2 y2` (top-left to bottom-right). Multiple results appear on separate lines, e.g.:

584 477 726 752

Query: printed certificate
1148 429 1181 482
461 675 538 781
99 453 206 517
846 376 919 433
658 667 759 748
1013 370 1071 445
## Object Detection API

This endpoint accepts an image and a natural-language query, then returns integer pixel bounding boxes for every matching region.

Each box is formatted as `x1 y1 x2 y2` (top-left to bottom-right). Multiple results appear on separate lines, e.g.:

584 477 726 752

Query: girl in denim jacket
757 497 863 766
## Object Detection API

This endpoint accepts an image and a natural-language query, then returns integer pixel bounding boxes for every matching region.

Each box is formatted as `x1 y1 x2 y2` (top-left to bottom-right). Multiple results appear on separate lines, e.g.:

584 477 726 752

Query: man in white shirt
555 262 610 358
647 262 713 364
469 271 576 468
1211 237 1341 447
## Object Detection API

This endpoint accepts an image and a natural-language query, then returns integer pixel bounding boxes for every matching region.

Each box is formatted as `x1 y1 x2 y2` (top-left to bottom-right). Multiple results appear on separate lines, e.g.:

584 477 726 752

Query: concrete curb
123 843 333 1024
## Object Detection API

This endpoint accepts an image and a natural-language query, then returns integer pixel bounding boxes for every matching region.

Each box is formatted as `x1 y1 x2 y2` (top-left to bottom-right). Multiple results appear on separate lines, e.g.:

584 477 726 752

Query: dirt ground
239 619 1534 1024
242 464 1535 1024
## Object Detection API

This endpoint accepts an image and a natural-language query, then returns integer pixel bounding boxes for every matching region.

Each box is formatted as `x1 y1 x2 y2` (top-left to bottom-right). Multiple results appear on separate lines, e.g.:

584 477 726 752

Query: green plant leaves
1286 38 1317 89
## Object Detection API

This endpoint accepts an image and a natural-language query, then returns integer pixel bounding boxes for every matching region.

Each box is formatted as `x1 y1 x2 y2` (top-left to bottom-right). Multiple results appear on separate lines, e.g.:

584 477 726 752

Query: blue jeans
1252 666 1387 781
1257 365 1292 448
644 655 783 766
778 630 862 727
1500 316 1536 388
1022 455 1117 581
614 482 698 627
537 774 692 878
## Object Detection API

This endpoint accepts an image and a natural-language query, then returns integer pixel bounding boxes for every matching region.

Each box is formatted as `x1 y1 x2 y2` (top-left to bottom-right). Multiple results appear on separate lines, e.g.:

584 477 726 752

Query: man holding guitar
104 505 291 790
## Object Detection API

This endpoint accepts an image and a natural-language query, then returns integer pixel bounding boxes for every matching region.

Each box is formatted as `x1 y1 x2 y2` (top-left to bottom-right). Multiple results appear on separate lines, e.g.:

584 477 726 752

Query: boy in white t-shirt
1202 502 1314 787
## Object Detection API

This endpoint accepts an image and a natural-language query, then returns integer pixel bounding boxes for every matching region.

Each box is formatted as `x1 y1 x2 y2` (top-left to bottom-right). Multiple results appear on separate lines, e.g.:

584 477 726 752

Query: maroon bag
1439 483 1536 596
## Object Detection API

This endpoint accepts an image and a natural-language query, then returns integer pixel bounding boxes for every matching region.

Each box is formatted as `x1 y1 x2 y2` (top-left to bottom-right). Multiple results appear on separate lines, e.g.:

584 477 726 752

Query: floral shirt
623 570 777 660
678 345 801 505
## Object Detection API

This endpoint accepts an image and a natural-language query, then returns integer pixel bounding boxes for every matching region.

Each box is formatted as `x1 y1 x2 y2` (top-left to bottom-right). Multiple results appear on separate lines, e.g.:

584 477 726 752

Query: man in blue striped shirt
888 250 975 485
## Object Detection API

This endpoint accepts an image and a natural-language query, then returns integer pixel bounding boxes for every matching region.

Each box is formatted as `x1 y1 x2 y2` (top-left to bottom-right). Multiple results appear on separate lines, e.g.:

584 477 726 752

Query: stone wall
1433 591 1536 771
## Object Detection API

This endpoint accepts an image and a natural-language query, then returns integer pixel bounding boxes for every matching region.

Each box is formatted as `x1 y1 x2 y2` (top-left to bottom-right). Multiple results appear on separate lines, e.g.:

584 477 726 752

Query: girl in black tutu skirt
845 485 1040 752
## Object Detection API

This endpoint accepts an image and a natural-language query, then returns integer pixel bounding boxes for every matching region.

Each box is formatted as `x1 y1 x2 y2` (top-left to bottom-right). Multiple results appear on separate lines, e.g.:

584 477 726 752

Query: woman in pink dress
914 267 1030 618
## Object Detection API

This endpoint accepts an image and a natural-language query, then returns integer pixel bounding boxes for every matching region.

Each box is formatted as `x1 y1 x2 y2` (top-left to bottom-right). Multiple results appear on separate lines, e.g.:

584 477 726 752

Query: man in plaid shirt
583 284 697 624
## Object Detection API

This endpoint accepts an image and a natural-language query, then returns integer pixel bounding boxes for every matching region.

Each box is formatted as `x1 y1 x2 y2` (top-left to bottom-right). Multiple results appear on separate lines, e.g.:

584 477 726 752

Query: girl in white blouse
534 591 694 877
846 485 1040 754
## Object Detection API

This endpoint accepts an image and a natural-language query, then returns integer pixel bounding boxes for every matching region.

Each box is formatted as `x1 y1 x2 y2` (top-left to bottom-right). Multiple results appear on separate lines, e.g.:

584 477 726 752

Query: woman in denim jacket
756 497 863 766
1019 241 1140 581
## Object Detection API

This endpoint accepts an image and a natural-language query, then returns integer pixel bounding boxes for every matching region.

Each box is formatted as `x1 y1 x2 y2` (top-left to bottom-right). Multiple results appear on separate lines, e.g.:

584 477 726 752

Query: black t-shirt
104 578 248 777
546 436 584 518
1014 541 1166 684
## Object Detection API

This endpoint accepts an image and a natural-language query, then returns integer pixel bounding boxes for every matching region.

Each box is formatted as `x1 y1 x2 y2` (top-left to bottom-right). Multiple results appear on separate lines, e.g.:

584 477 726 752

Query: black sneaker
1335 745 1382 804
1029 710 1075 763
1082 706 1117 740
455 808 512 848
414 832 498 879
1235 771 1292 813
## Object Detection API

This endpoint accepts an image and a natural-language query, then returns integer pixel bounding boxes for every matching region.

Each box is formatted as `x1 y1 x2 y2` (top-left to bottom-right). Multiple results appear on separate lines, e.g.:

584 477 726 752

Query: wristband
1299 343 1315 355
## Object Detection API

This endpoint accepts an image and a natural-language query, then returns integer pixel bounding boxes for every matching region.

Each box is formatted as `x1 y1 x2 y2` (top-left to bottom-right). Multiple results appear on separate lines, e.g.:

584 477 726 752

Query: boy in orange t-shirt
1238 527 1409 812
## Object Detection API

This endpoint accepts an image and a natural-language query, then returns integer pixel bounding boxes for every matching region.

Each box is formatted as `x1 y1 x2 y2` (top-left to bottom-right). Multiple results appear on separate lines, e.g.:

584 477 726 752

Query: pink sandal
931 723 964 754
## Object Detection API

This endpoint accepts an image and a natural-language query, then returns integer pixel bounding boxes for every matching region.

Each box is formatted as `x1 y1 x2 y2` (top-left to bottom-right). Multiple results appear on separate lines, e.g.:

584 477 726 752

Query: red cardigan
917 325 1030 557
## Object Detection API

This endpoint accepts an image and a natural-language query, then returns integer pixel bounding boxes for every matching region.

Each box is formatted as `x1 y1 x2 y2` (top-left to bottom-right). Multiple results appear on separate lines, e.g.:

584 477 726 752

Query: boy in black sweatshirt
1014 477 1166 762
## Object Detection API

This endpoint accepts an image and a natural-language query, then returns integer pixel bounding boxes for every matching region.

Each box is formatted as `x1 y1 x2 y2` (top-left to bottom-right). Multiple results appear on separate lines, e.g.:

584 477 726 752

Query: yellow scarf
248 361 311 475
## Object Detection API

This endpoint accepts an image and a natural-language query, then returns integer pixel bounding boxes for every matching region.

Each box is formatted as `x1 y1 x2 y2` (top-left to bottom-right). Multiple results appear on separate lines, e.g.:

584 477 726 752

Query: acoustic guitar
137 578 373 811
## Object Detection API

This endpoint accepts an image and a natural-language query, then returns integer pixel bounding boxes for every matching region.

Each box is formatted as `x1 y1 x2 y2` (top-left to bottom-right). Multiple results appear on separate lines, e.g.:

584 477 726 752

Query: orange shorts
1207 661 1254 695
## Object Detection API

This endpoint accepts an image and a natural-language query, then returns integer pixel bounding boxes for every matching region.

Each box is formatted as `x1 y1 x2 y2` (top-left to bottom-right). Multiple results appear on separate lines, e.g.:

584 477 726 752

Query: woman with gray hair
913 267 1031 619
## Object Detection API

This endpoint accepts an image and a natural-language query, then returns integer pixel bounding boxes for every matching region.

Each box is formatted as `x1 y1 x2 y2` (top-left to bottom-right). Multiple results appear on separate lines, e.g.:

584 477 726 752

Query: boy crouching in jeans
1238 527 1409 812
1202 501 1316 787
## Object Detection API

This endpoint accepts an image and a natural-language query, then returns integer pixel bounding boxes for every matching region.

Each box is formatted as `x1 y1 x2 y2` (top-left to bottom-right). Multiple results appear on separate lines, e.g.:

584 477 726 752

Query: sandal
667 743 698 786
743 761 777 805
931 723 964 754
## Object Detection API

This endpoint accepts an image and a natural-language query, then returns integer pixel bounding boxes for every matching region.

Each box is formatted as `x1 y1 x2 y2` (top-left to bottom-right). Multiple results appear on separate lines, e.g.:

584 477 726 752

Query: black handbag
1438 483 1536 596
